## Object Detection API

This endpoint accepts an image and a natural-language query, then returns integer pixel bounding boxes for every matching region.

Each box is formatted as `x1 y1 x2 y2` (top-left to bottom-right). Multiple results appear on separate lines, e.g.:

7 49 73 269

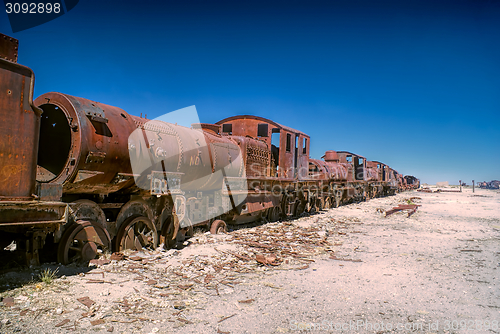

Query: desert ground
0 187 499 333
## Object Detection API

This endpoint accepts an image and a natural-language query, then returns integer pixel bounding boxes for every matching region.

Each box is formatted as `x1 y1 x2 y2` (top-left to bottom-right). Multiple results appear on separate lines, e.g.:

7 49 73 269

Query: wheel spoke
127 227 135 240
134 237 143 250
116 216 157 251
123 229 135 249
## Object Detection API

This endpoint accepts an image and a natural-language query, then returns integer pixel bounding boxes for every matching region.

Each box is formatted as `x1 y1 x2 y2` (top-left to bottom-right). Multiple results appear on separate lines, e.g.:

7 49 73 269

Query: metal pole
472 180 475 193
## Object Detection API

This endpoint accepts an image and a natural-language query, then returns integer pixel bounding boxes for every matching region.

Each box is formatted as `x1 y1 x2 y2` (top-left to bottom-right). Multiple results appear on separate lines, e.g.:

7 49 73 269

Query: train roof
336 151 366 158
371 160 387 165
216 115 309 137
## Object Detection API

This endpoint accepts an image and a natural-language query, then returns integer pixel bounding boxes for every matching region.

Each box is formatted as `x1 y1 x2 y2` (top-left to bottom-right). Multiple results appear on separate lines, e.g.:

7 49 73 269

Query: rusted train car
0 34 418 266
404 175 420 190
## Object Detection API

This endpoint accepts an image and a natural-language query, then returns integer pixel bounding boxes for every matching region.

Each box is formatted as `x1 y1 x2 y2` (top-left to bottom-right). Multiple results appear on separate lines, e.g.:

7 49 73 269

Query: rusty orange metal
0 33 18 62
335 151 367 182
404 175 420 189
216 115 310 180
34 92 138 193
0 34 42 200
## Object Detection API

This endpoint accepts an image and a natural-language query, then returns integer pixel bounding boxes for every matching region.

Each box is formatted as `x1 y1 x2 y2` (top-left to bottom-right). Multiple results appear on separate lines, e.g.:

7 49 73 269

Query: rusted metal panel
372 161 389 183
365 161 379 181
307 159 328 180
336 151 367 182
192 123 220 135
308 158 348 182
35 183 63 201
404 175 420 189
216 115 308 138
280 129 295 179
0 201 67 224
0 34 18 62
323 150 338 162
130 118 244 193
320 151 349 181
241 193 274 214
231 136 269 177
0 54 41 200
216 115 310 180
34 92 137 193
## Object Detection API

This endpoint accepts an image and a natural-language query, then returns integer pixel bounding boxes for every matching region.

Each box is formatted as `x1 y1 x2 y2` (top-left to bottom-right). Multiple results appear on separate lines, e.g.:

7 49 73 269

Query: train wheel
115 216 158 251
71 200 107 227
172 225 194 246
210 220 227 234
294 199 306 217
185 225 194 238
268 206 282 222
57 220 111 265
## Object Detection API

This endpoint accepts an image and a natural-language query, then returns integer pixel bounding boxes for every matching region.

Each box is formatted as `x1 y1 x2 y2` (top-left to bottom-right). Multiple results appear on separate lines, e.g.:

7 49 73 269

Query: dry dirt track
0 188 499 334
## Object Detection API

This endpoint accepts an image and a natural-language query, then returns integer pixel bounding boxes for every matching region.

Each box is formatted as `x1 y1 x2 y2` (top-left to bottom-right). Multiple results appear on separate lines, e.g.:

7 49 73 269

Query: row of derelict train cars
0 34 419 266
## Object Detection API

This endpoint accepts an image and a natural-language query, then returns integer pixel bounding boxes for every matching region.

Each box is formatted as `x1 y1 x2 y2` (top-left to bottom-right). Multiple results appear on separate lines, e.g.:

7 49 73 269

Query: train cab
372 161 389 182
336 151 367 182
216 115 310 180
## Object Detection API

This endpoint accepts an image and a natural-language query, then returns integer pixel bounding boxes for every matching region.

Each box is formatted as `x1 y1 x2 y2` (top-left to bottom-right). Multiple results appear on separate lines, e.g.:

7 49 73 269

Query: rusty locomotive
0 34 419 266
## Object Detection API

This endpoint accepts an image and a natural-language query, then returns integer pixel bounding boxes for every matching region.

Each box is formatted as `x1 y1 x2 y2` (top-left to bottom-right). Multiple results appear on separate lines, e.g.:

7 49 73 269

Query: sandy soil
0 188 499 333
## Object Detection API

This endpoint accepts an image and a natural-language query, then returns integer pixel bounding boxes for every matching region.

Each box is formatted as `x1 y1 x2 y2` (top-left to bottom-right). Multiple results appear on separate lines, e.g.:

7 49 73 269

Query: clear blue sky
2 0 499 184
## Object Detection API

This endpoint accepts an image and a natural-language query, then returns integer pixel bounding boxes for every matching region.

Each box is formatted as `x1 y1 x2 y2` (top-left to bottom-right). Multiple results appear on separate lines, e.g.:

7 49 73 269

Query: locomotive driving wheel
115 216 158 251
57 220 111 265
185 225 194 238
210 220 227 234
268 206 282 222
294 200 306 217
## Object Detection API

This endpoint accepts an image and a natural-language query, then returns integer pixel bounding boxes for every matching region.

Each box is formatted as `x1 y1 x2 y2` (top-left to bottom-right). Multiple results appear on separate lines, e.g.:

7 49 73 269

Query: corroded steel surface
34 92 137 193
0 201 67 225
385 204 421 217
230 136 269 178
130 118 244 192
336 151 367 182
33 92 247 195
404 175 420 189
216 115 310 180
0 33 18 62
0 52 41 200
309 157 348 181
365 161 379 182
